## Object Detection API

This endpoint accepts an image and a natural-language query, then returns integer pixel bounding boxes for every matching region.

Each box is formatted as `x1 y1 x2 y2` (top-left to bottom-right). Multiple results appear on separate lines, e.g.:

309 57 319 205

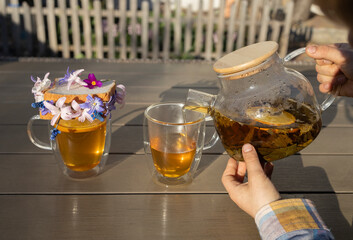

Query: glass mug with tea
185 41 336 162
27 69 125 179
28 116 111 178
143 102 218 185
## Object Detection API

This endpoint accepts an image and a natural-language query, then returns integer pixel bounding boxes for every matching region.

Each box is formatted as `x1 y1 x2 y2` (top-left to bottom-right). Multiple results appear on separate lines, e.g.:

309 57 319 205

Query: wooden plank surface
215 0 225 59
173 0 182 57
0 194 351 239
0 60 352 239
10 0 20 55
93 0 103 59
152 0 160 60
47 0 58 55
205 0 214 60
71 0 81 58
82 0 92 59
279 0 294 57
162 0 171 60
236 0 247 49
184 5 192 54
107 0 115 60
248 0 260 45
259 0 271 42
58 0 70 58
0 0 9 55
129 0 138 59
226 0 239 53
141 1 149 59
34 0 46 56
194 0 203 56
118 0 127 60
22 1 33 56
0 154 352 193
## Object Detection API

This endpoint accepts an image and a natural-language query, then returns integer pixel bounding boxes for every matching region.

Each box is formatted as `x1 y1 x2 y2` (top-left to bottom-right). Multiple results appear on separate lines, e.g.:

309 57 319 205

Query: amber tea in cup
143 102 218 185
28 115 112 179
150 133 196 178
56 118 107 171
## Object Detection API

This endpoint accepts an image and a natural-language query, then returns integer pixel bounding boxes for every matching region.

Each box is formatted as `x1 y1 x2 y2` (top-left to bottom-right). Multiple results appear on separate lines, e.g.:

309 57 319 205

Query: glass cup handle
203 130 219 150
283 47 336 111
203 115 219 150
27 115 52 150
185 89 219 150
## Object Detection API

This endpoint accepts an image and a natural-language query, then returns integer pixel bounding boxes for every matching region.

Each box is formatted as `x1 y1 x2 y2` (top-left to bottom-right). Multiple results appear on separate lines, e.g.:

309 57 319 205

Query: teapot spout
185 89 216 115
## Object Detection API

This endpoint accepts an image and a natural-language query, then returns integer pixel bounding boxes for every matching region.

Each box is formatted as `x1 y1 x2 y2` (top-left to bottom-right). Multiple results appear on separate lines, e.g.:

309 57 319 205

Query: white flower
43 97 73 126
66 69 87 90
71 100 93 123
32 72 51 102
78 109 94 123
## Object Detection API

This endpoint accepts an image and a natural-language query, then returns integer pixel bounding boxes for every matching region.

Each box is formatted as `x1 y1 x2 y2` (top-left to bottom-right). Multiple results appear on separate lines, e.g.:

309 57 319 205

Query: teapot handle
185 89 219 150
283 47 336 111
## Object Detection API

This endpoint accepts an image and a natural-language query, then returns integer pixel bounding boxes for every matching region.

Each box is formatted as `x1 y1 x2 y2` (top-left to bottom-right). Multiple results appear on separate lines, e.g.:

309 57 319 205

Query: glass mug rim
144 102 206 126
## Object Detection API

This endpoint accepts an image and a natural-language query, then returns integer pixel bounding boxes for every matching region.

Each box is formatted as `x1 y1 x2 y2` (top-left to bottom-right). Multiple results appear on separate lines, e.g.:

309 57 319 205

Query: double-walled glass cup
27 115 111 179
143 102 218 186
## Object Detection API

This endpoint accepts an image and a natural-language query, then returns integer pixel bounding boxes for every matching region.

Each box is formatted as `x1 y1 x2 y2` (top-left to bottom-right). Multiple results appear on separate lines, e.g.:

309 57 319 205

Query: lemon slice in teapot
246 107 295 126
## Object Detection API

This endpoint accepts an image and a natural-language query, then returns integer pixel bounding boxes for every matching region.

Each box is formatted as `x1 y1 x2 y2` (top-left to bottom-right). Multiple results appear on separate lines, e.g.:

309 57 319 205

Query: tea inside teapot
211 100 321 162
184 41 334 162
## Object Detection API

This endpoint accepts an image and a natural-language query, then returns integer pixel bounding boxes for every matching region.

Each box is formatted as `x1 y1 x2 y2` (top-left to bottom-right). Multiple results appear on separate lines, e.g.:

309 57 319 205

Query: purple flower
80 95 105 114
83 74 102 89
105 91 117 117
31 100 52 115
58 67 72 85
40 100 54 115
116 84 126 105
104 85 126 117
50 128 61 140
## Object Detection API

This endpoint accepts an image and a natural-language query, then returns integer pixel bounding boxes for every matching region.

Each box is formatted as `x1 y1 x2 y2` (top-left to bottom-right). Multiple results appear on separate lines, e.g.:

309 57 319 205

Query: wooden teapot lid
213 41 279 74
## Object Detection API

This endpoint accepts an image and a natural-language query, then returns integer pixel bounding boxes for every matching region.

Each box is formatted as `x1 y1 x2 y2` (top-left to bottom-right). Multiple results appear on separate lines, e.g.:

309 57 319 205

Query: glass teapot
185 41 336 162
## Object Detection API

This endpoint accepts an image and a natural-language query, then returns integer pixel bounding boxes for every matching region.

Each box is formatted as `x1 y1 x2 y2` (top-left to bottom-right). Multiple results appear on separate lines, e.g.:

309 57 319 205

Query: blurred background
0 0 348 61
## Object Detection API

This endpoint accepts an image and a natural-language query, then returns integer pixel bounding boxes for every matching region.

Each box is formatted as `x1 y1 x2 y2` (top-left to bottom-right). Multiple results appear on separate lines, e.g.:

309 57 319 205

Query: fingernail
323 59 333 65
307 45 317 54
243 144 253 153
323 83 330 90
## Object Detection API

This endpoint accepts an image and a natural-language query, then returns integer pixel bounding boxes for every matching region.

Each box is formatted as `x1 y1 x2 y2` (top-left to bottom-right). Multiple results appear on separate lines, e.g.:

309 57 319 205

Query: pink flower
71 100 93 123
43 97 73 126
83 74 102 89
31 72 51 102
66 69 87 90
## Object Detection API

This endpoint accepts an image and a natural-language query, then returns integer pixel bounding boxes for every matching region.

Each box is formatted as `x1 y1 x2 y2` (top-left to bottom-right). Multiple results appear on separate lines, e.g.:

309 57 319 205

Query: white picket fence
0 0 294 60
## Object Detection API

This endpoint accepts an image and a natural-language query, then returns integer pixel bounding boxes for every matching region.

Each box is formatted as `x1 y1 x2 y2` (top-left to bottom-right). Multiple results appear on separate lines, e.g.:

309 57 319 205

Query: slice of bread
40 78 116 119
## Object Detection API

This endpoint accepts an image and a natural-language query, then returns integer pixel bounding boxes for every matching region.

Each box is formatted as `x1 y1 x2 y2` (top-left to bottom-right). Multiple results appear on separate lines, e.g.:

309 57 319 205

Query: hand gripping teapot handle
284 47 336 111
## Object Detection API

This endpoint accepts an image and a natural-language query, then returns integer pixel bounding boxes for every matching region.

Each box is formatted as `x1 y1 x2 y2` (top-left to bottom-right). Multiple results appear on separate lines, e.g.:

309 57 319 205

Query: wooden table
0 59 352 239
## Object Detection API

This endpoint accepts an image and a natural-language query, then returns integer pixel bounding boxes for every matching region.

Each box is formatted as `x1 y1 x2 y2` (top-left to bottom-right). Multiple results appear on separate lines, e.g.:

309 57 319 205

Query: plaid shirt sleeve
255 199 335 240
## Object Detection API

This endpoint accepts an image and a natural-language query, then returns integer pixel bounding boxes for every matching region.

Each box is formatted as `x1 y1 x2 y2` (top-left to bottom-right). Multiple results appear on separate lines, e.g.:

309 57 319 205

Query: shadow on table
274 153 353 238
